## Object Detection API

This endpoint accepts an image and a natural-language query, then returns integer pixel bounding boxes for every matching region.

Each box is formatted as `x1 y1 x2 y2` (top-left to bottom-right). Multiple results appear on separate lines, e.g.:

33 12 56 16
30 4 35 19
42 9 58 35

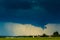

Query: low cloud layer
44 24 56 35
44 24 60 35
3 22 60 36
5 22 43 36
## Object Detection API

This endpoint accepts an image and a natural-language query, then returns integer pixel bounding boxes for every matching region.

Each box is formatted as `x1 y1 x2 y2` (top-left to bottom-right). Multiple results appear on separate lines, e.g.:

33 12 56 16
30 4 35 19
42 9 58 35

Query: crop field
0 37 60 40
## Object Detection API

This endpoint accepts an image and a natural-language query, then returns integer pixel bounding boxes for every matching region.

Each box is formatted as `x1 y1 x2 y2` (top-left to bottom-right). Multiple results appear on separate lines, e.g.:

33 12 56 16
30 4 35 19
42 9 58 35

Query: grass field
0 37 60 40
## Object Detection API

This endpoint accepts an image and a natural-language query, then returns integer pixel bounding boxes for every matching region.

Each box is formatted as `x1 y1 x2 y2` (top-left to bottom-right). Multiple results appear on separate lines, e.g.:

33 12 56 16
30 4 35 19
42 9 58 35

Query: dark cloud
0 0 60 28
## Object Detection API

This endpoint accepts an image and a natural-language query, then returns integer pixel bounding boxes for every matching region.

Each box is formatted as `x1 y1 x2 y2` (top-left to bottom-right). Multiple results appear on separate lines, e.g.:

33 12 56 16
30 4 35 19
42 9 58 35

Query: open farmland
0 37 60 40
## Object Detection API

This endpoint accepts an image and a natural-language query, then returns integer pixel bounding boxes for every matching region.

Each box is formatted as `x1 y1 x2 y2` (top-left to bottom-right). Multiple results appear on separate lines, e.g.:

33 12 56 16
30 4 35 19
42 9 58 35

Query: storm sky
0 0 60 36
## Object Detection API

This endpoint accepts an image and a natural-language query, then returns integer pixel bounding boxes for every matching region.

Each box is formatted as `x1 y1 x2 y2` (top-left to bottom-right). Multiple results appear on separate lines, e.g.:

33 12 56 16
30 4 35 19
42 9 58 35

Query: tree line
0 31 60 38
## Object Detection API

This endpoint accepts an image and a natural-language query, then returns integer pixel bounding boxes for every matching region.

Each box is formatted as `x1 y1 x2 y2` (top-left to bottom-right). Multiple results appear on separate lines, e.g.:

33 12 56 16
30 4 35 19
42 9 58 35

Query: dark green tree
52 31 60 37
40 34 49 37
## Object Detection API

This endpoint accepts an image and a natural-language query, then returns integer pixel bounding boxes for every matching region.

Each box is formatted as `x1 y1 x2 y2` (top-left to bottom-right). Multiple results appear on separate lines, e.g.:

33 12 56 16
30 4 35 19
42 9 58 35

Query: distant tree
52 31 60 37
28 36 33 37
0 36 6 38
37 35 40 37
40 34 49 37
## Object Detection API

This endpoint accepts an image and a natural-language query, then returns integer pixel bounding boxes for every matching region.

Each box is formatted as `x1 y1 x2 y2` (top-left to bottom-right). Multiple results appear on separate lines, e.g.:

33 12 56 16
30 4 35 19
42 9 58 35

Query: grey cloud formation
44 24 60 35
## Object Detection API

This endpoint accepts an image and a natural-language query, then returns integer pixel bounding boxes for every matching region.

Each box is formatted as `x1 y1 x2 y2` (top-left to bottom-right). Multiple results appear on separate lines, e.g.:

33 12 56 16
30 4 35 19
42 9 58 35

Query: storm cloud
0 0 60 36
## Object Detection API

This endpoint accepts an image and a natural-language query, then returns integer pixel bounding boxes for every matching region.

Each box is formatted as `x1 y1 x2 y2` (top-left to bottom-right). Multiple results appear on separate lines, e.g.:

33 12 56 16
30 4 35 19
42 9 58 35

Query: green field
0 37 60 40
